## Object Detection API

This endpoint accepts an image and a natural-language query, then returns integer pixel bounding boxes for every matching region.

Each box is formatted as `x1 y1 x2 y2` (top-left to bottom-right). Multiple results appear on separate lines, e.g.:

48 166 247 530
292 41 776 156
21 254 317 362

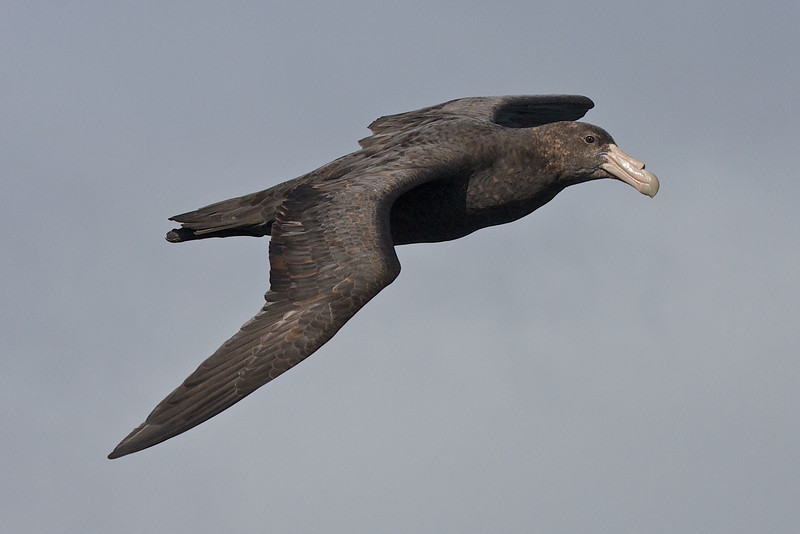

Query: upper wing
109 176 412 458
359 94 593 147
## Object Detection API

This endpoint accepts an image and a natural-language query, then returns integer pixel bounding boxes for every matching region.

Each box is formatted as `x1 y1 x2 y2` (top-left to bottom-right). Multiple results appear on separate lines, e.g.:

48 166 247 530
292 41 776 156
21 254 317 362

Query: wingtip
576 94 594 109
107 422 170 459
107 438 141 459
107 425 144 459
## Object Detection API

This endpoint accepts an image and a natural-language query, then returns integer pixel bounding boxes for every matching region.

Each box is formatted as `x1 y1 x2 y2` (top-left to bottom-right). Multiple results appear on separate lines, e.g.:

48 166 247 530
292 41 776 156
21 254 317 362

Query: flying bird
109 95 659 458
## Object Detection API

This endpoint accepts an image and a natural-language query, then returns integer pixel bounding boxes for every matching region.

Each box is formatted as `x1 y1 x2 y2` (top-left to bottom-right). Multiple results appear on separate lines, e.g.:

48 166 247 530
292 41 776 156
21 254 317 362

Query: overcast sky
2 1 799 532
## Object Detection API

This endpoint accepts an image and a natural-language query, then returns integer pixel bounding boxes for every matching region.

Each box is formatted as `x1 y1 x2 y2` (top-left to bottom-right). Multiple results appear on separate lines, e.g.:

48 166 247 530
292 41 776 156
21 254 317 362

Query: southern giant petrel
109 95 659 458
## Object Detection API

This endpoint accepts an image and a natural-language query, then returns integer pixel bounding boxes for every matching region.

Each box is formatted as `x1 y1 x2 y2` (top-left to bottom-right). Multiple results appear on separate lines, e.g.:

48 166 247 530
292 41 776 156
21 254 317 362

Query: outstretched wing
109 178 409 458
359 94 593 147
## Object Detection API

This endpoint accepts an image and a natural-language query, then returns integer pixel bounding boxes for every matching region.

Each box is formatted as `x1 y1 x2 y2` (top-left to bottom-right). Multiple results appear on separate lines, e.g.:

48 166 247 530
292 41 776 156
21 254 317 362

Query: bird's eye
584 135 596 144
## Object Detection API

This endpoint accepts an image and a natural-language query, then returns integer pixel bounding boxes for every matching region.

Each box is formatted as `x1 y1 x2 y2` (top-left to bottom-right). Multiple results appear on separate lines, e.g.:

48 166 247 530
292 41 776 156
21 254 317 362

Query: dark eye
584 135 596 144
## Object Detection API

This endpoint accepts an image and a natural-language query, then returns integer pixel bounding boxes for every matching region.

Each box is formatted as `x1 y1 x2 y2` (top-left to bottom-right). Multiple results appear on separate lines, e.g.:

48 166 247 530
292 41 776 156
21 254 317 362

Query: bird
108 94 659 458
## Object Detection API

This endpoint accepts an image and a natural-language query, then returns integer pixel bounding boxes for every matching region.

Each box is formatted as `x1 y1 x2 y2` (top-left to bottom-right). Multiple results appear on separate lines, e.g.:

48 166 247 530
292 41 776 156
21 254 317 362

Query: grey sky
2 1 799 532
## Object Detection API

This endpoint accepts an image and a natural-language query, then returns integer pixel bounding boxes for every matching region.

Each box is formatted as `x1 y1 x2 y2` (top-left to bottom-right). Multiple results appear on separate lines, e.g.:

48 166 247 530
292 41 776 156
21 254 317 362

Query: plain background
2 1 798 532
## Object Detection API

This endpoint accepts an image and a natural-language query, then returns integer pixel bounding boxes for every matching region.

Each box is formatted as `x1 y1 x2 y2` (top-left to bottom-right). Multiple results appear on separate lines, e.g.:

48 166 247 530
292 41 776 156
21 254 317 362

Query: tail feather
165 180 299 242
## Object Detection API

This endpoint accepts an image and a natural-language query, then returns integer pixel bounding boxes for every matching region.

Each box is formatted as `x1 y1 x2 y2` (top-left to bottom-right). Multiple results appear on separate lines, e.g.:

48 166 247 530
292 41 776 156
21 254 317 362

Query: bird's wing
360 94 593 147
109 172 421 458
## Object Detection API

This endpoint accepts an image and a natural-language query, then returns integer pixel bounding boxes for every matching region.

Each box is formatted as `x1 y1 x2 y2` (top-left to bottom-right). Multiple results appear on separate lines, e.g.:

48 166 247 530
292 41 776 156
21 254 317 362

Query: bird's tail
165 180 299 243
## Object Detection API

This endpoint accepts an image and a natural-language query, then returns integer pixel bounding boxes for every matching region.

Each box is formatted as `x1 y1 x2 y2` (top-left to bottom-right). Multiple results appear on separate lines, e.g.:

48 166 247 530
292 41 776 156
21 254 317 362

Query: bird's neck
464 130 566 223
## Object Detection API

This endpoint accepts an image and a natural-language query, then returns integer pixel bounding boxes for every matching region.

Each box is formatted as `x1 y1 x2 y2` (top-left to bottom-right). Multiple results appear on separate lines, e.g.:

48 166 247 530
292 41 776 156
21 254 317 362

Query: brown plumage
108 95 659 458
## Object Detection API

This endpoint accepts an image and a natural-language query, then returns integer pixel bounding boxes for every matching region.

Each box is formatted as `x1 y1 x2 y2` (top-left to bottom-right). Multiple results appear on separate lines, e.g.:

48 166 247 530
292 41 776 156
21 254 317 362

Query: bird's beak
600 144 659 197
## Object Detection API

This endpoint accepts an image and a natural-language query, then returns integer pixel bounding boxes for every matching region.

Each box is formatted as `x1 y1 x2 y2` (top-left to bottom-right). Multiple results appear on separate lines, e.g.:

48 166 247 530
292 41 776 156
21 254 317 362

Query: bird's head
536 122 659 198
